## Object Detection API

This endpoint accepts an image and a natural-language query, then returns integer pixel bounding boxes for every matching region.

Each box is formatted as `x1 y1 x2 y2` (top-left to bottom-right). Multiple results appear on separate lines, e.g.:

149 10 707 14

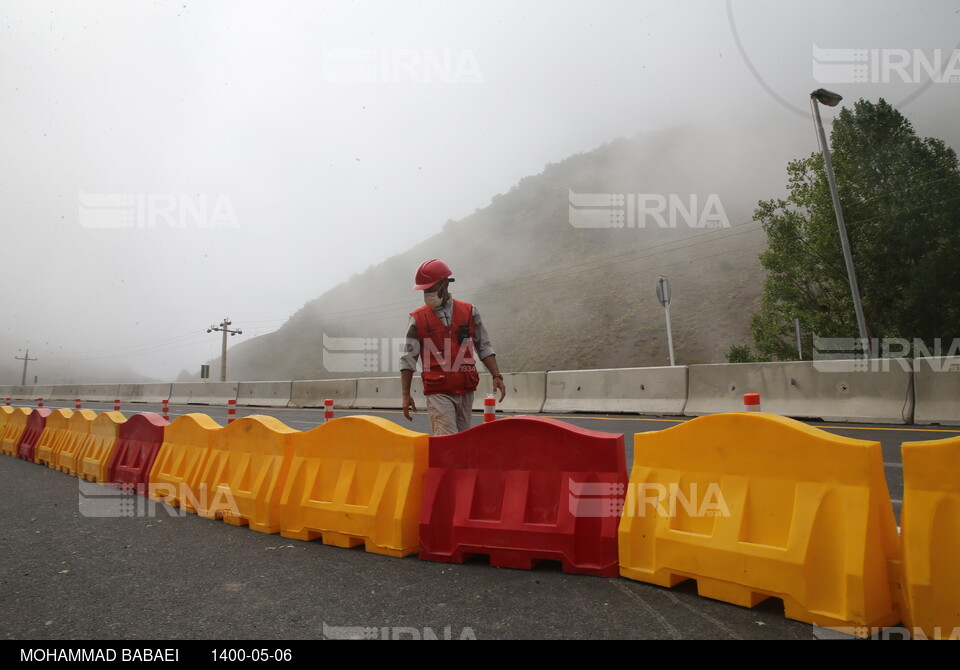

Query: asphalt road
2 400 957 641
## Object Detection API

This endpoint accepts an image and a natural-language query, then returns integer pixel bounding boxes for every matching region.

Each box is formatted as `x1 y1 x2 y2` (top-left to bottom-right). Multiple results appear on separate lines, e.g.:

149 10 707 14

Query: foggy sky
2 0 958 382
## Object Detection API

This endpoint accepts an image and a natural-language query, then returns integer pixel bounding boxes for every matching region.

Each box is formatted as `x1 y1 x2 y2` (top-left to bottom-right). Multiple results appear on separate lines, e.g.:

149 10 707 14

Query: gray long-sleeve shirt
399 298 495 373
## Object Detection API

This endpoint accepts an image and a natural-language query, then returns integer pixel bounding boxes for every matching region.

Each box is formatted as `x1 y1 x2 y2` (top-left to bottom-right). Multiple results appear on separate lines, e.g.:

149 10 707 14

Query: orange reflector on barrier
280 416 429 556
1 408 31 457
194 415 297 533
618 412 901 634
78 412 126 482
34 408 74 466
148 413 222 512
901 435 960 640
55 410 98 475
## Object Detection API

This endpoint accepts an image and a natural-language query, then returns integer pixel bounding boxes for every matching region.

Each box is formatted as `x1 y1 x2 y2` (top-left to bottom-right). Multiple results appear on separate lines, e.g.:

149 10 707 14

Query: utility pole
207 318 242 382
15 349 37 385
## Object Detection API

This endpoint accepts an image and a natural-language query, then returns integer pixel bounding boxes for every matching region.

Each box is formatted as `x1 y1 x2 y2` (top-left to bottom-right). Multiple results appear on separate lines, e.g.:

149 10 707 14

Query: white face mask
424 282 447 308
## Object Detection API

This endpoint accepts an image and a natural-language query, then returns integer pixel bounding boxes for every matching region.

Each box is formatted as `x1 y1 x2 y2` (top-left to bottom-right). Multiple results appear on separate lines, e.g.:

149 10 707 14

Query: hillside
208 125 771 380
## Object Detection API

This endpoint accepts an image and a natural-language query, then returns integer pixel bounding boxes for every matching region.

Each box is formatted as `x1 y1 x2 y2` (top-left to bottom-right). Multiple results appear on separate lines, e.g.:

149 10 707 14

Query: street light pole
208 318 243 382
810 89 870 356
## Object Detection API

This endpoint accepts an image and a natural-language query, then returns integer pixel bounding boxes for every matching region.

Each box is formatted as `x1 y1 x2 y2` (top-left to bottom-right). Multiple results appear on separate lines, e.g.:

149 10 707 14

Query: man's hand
401 369 416 421
492 376 507 402
402 393 417 421
480 356 507 403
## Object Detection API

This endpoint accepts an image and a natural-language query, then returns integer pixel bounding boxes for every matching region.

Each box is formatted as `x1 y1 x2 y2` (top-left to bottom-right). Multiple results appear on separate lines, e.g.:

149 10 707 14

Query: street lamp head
811 88 843 107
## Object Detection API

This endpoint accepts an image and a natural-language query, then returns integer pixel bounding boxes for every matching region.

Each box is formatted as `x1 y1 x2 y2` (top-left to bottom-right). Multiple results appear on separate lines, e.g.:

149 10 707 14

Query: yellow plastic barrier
0 408 31 456
194 415 297 533
35 409 74 466
901 435 960 640
56 410 98 475
148 413 222 512
280 416 429 557
619 412 902 633
78 412 127 482
0 407 12 445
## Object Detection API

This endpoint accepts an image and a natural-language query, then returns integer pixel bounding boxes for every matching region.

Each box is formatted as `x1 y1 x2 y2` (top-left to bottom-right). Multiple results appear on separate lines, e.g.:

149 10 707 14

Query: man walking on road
400 258 506 435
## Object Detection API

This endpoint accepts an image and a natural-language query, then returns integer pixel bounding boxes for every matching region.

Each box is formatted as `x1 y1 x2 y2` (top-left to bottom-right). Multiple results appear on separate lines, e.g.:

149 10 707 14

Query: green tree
752 98 960 360
725 344 757 363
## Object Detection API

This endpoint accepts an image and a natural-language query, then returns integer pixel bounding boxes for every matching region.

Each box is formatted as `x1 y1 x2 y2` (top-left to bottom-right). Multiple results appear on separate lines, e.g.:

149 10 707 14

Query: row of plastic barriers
1 405 957 639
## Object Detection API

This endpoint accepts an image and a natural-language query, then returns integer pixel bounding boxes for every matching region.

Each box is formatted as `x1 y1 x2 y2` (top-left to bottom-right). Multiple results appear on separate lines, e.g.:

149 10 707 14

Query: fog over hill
202 119 804 382
0 333 157 385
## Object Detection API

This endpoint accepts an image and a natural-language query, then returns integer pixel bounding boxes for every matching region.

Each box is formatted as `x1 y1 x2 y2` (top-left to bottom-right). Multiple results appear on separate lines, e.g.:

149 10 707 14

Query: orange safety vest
411 299 479 395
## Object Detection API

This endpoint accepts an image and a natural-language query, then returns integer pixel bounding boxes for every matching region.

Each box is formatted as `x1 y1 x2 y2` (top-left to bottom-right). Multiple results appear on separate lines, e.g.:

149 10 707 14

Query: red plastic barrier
107 413 168 494
16 408 53 462
419 416 627 577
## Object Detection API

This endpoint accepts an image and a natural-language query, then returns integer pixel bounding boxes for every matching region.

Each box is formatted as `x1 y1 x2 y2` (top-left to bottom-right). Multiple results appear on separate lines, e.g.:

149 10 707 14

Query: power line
43 336 216 362
37 329 210 356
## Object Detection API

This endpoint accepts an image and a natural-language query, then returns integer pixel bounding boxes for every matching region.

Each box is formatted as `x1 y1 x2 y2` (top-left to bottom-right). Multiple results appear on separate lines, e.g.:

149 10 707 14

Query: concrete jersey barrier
685 359 914 424
237 381 293 408
9 385 33 400
120 383 174 404
15 385 53 402
77 384 122 403
353 376 427 409
471 372 547 414
49 385 80 401
913 356 960 426
169 382 239 406
543 367 687 415
354 374 543 413
2 357 932 425
289 379 358 409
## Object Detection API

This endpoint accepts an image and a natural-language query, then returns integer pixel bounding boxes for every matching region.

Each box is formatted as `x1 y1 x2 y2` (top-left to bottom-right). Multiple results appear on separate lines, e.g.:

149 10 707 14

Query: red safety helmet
413 258 454 290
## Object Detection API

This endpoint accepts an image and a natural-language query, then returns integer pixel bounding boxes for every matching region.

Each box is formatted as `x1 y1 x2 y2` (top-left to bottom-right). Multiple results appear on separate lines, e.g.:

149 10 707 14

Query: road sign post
656 275 676 367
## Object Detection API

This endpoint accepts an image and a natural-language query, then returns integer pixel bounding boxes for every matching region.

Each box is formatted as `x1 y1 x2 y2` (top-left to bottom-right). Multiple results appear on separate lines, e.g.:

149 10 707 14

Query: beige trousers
425 392 475 436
